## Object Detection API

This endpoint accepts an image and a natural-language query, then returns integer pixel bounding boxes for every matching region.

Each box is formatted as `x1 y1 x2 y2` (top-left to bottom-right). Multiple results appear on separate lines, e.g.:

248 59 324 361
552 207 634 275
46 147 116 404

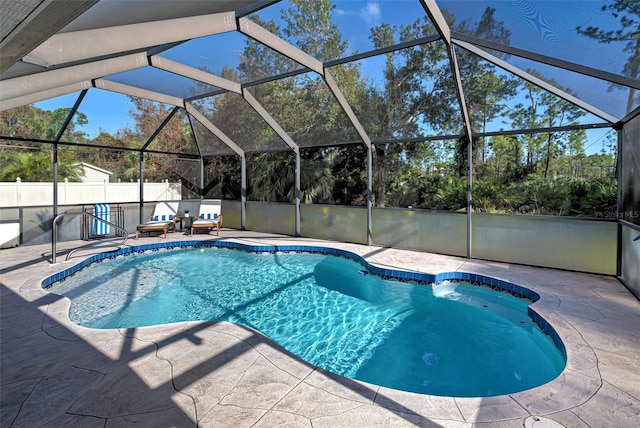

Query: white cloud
360 2 382 25
335 2 382 25
334 8 350 17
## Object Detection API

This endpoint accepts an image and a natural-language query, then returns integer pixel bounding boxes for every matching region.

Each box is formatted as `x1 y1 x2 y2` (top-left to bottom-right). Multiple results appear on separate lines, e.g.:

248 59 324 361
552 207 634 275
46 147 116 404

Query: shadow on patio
1 281 449 426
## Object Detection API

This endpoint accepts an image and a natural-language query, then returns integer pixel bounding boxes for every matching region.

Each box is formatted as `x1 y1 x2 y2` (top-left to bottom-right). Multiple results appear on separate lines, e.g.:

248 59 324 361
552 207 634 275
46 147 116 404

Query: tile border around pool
42 239 565 360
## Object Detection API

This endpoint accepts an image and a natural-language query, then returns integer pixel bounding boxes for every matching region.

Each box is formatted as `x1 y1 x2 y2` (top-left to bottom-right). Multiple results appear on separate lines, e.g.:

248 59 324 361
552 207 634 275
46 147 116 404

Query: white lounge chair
135 201 179 239
191 199 223 236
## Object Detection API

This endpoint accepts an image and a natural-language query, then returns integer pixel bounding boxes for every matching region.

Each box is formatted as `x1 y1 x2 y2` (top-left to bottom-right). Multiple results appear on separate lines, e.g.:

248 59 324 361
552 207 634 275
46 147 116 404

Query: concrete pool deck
1 230 639 427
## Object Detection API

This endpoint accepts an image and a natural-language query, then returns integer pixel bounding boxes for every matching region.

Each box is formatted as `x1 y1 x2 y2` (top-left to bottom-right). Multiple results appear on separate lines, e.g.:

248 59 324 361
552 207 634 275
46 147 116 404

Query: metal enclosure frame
0 0 637 281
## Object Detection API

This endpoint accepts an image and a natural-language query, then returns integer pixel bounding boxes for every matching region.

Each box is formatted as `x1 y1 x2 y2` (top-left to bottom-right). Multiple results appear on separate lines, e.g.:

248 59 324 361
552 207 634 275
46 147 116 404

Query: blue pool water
49 246 565 397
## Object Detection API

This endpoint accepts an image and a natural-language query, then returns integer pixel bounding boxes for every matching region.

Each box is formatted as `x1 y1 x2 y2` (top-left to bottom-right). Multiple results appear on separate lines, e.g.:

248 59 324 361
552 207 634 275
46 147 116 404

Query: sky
33 0 628 153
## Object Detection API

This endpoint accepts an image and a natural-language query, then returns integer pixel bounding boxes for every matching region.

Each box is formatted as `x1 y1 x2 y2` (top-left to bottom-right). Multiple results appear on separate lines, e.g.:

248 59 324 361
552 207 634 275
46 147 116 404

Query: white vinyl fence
0 178 181 207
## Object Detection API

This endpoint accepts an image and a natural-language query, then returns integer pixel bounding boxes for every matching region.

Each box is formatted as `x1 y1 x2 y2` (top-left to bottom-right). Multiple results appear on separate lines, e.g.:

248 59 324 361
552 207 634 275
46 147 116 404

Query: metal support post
53 143 58 218
295 151 301 236
467 137 473 259
241 155 246 230
139 152 144 223
200 157 205 199
367 145 373 246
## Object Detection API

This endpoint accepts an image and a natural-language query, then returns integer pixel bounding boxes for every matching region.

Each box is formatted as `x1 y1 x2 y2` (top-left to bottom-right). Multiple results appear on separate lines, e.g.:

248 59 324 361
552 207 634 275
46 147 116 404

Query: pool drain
422 352 439 366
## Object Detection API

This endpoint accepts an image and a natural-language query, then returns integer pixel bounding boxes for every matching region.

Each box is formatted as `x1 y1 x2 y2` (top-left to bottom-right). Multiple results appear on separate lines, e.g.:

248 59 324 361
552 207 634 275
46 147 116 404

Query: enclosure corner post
241 155 246 231
295 150 301 237
367 145 373 246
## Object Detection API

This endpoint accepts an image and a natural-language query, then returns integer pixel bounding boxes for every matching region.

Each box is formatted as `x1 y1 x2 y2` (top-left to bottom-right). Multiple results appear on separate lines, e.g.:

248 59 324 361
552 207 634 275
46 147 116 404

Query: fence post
63 178 68 204
16 177 21 206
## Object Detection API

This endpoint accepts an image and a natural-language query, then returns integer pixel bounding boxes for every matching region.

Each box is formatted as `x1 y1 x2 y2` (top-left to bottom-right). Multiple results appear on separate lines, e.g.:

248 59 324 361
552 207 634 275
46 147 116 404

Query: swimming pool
44 241 566 397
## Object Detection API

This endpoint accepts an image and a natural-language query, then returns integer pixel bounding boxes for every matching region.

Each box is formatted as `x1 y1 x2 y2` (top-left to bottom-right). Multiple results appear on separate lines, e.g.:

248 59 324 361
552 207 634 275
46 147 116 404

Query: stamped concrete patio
1 229 639 427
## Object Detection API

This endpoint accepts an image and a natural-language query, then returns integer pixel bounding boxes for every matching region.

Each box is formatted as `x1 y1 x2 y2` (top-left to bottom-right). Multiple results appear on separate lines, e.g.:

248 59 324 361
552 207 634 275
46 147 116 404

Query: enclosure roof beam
185 102 245 157
288 140 363 150
146 42 187 58
0 80 92 112
420 0 473 152
55 89 88 142
240 68 311 90
621 104 640 126
323 69 371 149
190 33 441 102
244 146 300 155
419 0 451 44
0 53 148 101
141 107 180 151
455 39 618 124
242 88 299 153
185 88 229 103
477 122 612 138
150 56 242 94
236 1 281 18
24 12 237 68
0 0 99 73
186 113 204 158
236 17 371 148
324 34 441 68
453 33 640 90
372 134 466 145
238 17 324 76
447 46 474 144
94 79 184 107
186 33 440 102
0 134 199 158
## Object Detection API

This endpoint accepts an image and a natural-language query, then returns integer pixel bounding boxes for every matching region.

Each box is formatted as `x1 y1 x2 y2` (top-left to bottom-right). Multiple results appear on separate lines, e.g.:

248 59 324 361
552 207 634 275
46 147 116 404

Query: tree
239 0 359 203
485 134 525 181
368 23 412 206
203 155 241 199
450 9 517 177
247 150 334 203
247 152 296 202
280 0 347 62
127 97 194 182
0 147 84 182
383 8 517 180
360 8 517 208
1 105 88 142
195 67 292 156
507 71 587 179
365 19 448 207
240 17 298 81
0 106 87 181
